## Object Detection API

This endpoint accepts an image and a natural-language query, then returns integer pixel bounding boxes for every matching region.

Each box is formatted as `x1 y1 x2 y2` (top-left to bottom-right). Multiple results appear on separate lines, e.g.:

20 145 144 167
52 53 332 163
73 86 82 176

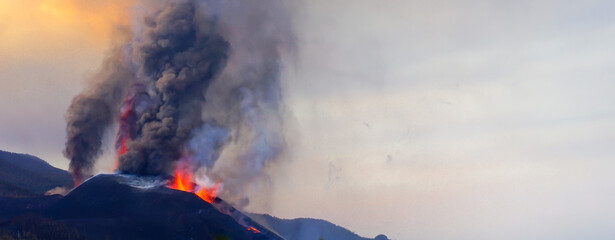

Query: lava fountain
168 160 220 204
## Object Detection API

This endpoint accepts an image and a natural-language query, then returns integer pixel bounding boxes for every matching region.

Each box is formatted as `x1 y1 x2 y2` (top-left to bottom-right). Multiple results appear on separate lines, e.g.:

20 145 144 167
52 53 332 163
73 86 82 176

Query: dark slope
0 181 35 198
0 195 63 222
250 214 389 240
0 150 73 196
45 174 283 240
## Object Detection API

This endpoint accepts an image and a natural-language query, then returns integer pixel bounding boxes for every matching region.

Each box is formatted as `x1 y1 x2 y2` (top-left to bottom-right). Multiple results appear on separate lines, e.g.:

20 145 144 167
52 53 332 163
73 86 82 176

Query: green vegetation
213 235 232 240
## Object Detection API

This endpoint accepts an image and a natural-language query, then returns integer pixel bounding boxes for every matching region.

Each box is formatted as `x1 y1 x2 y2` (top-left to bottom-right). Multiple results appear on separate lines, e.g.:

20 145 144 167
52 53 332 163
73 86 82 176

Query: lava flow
113 138 128 171
113 89 138 172
169 168 219 203
196 185 219 203
247 227 261 233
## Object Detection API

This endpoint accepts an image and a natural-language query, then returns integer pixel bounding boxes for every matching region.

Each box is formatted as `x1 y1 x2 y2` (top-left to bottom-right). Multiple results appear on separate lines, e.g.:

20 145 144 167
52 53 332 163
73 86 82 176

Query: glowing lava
118 138 128 156
170 169 193 192
114 85 141 171
113 138 128 171
169 167 219 204
247 227 261 233
196 184 219 203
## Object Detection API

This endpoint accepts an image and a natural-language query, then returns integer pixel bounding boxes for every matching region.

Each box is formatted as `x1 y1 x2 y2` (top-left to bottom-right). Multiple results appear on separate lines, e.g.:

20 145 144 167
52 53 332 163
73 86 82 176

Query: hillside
0 150 73 196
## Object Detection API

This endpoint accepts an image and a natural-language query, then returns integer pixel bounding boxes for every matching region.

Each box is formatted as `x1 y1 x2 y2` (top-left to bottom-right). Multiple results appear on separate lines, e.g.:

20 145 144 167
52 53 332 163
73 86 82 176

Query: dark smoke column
64 53 133 185
64 0 229 183
117 1 229 176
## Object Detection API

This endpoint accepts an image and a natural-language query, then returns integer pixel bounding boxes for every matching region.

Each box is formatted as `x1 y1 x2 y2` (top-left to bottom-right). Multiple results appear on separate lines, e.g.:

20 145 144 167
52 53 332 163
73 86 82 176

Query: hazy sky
2 1 615 239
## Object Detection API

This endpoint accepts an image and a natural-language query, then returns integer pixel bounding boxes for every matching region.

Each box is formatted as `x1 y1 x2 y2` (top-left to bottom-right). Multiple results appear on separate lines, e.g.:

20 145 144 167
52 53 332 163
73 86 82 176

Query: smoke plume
186 0 294 206
116 0 229 176
64 50 134 185
64 0 293 205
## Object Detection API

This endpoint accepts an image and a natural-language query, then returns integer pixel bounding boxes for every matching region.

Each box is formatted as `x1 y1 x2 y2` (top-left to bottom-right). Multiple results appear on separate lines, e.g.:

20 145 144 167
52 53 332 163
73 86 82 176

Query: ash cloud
116 0 229 177
64 0 294 207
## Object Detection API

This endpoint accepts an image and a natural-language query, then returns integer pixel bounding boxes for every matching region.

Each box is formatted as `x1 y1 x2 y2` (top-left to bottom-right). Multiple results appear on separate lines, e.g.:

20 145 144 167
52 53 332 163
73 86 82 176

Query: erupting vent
63 3 292 234
169 167 219 204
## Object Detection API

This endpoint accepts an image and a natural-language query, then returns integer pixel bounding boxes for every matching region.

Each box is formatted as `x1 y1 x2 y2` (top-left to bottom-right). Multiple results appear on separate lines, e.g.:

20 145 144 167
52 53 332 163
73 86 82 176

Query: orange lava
196 184 219 203
113 138 128 171
169 167 219 204
247 227 261 233
170 169 194 192
118 138 128 155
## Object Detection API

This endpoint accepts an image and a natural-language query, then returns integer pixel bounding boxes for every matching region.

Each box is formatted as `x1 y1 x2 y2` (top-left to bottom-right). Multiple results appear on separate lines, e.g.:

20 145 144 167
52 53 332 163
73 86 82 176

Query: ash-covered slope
45 174 282 240
0 150 73 197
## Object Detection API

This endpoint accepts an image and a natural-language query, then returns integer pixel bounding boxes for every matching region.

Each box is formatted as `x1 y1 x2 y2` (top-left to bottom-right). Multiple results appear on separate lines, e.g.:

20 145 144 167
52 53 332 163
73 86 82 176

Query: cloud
0 0 134 170
0 0 133 66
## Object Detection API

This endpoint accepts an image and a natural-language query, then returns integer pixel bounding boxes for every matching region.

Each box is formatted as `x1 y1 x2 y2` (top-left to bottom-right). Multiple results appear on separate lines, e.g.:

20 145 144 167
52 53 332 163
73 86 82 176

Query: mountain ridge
249 213 388 240
0 150 73 196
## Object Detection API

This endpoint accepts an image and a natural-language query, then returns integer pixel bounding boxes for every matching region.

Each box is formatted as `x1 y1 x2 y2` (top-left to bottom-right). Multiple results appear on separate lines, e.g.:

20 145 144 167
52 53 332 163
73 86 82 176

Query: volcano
0 151 388 240
43 174 282 240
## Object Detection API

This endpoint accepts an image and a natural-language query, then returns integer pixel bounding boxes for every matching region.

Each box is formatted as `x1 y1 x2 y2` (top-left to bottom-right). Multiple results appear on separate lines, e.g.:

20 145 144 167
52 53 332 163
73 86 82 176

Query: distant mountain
250 214 389 240
0 150 73 197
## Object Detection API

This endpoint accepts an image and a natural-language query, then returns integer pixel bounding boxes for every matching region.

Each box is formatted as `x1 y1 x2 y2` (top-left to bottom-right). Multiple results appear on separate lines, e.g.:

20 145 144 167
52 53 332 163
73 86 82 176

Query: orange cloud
0 0 134 66
38 0 133 41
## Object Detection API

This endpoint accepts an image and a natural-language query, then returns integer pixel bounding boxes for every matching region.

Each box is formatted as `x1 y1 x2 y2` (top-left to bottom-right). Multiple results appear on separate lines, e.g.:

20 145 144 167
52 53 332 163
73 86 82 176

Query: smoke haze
5 1 615 239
